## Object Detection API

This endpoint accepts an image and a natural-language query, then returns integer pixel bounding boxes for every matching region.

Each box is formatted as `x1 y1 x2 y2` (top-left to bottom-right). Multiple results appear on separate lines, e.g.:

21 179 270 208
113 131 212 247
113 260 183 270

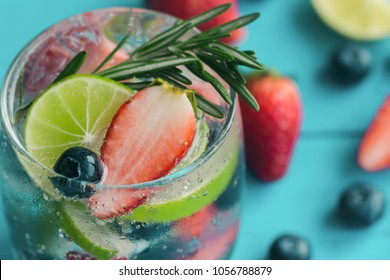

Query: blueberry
338 183 384 227
125 221 172 241
331 44 371 83
268 234 310 260
51 147 104 198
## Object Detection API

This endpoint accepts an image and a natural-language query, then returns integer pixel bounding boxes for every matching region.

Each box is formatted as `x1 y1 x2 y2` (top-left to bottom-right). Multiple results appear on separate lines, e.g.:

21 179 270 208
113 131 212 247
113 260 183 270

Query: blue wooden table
1 0 390 260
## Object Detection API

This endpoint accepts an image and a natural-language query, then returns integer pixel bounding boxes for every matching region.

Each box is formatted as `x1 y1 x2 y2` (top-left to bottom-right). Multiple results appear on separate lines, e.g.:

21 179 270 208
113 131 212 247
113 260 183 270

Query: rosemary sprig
92 33 131 73
52 51 86 84
17 4 263 120
96 4 263 117
99 57 198 81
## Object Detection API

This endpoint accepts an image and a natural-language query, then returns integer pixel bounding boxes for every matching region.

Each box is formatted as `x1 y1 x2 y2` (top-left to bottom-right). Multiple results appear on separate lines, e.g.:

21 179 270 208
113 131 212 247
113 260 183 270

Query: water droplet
162 245 168 250
198 177 204 183
203 190 208 197
183 140 189 146
176 248 183 254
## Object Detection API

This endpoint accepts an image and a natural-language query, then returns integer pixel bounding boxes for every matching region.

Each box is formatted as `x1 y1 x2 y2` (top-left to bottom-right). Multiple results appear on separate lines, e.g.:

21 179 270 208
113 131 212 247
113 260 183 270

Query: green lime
312 0 390 41
56 201 137 259
127 148 239 223
24 74 133 196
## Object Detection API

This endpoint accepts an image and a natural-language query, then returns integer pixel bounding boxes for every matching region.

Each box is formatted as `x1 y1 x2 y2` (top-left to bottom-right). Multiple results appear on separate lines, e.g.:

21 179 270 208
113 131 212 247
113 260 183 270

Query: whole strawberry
239 72 302 182
146 0 244 45
358 94 390 172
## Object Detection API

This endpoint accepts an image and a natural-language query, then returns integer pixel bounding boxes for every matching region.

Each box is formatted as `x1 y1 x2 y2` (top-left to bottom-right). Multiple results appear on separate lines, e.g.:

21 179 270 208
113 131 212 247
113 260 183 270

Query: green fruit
127 148 239 223
312 0 390 41
56 201 135 259
23 74 134 197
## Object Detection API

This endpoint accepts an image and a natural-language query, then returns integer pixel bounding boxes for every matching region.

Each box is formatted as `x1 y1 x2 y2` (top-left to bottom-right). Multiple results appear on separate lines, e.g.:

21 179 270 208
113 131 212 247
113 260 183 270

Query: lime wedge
312 0 390 41
127 148 239 223
57 201 145 259
24 74 133 196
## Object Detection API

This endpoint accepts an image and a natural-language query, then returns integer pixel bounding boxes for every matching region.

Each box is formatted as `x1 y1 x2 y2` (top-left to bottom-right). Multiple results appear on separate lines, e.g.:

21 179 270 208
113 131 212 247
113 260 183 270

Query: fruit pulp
0 8 244 259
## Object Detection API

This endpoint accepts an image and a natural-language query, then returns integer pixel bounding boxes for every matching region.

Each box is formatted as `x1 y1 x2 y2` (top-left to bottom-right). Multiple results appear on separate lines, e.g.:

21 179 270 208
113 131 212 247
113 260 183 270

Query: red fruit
88 84 196 219
26 16 128 93
358 94 390 172
240 73 302 182
146 0 244 45
186 222 239 260
175 205 216 240
66 251 96 260
87 188 150 219
101 84 196 185
66 251 127 260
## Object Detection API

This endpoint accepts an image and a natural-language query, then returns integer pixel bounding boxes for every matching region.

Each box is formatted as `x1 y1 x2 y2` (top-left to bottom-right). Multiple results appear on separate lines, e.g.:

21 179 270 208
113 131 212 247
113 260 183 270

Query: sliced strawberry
26 16 128 93
186 222 239 260
175 205 216 241
66 251 128 260
66 251 97 260
101 85 196 185
87 188 150 219
88 85 196 219
358 94 390 172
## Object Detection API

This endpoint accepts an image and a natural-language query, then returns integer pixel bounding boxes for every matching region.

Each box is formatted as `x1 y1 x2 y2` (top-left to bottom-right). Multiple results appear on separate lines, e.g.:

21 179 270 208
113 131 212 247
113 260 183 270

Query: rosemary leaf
177 33 231 51
132 22 193 60
93 33 131 73
52 51 86 84
18 69 24 107
13 100 33 124
195 93 224 119
185 60 232 105
203 13 260 36
159 68 192 85
154 72 188 89
184 4 231 27
226 62 246 83
210 42 263 70
200 46 235 61
99 57 198 81
218 70 259 111
122 81 153 91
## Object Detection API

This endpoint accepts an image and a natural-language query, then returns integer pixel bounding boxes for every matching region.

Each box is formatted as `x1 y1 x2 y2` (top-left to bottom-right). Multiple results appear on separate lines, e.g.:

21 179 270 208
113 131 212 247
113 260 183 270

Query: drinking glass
0 7 245 260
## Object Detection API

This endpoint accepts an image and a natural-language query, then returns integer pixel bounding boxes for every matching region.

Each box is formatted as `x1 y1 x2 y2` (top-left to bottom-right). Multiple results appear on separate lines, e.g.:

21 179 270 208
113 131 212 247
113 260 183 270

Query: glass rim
0 6 237 190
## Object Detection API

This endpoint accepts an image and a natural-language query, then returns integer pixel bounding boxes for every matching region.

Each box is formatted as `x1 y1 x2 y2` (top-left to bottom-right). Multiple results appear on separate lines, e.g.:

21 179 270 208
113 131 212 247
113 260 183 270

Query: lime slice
127 148 239 223
312 0 390 41
24 74 134 196
57 201 147 259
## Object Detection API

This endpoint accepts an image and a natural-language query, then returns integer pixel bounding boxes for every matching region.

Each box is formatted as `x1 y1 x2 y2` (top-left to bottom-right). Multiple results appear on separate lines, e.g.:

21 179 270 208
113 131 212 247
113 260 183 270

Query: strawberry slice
175 205 216 241
88 84 196 219
186 222 239 260
87 188 150 219
358 94 390 172
26 16 129 93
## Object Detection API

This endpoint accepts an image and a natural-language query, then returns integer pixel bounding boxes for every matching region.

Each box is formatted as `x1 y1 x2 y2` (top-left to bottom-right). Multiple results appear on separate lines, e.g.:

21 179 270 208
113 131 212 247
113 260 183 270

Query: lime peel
126 149 239 223
312 0 390 41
